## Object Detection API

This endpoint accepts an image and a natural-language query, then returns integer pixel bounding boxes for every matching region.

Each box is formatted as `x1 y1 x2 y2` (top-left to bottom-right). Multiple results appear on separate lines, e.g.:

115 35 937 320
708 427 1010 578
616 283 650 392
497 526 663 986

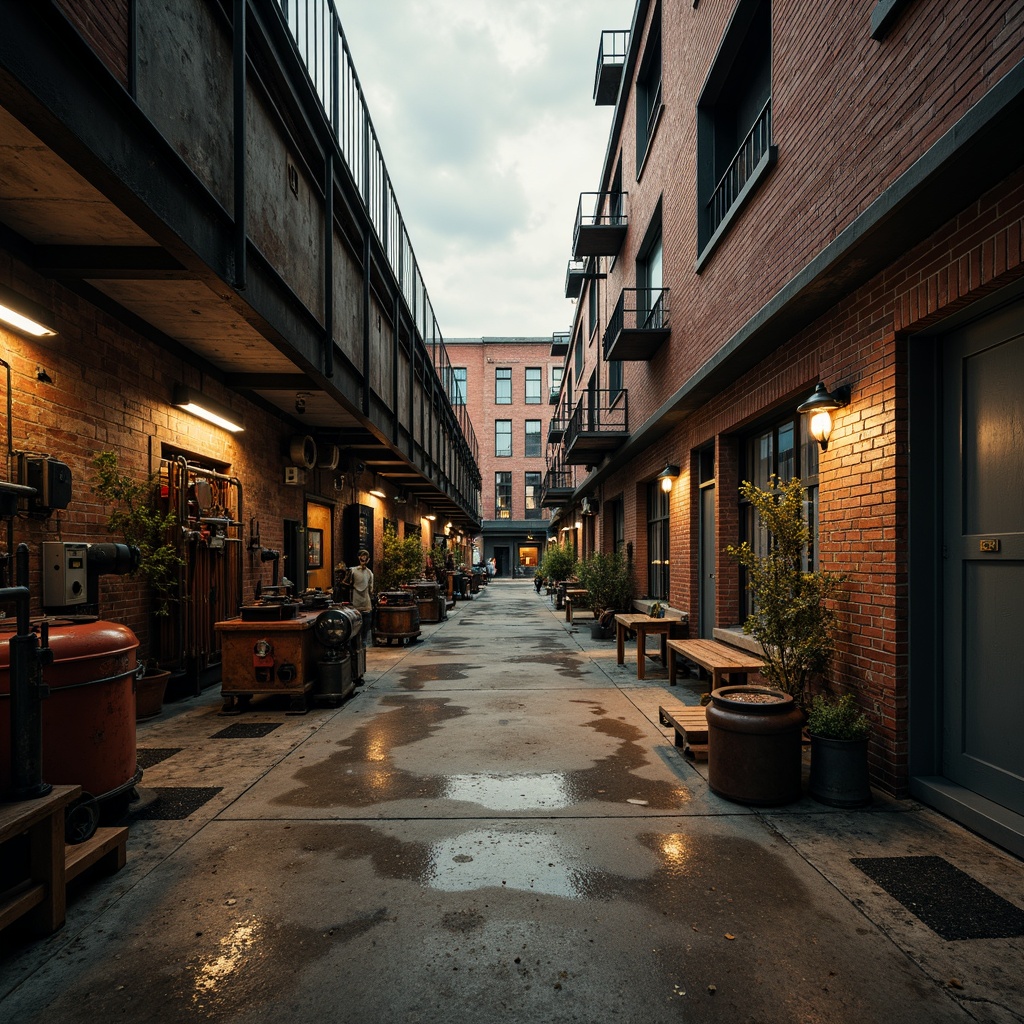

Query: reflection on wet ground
396 663 484 690
272 694 688 812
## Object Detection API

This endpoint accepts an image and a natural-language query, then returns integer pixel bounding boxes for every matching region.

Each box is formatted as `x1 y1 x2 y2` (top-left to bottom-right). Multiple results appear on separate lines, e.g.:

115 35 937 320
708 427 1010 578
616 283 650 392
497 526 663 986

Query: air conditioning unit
581 497 599 515
284 466 307 486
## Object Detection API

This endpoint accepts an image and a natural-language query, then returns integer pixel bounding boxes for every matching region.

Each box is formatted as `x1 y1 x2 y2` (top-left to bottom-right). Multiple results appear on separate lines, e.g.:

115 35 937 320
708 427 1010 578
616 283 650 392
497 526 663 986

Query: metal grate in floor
851 855 1024 940
210 723 282 739
136 747 183 770
131 787 224 820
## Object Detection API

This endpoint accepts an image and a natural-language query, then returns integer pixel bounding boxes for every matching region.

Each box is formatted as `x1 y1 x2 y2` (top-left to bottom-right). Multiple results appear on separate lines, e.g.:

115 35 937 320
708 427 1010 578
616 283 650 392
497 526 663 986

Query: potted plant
374 524 423 645
806 692 872 807
540 540 577 609
707 475 847 805
575 550 632 639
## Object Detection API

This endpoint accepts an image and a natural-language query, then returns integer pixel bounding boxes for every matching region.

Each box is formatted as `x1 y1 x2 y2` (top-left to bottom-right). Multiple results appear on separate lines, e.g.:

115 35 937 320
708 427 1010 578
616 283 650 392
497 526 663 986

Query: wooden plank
658 703 710 762
0 882 46 932
666 639 763 686
65 827 128 883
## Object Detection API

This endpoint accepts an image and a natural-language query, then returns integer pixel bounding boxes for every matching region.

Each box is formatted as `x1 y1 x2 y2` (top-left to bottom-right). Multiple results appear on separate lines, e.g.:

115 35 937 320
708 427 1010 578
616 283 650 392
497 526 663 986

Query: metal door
942 310 1024 814
699 483 716 637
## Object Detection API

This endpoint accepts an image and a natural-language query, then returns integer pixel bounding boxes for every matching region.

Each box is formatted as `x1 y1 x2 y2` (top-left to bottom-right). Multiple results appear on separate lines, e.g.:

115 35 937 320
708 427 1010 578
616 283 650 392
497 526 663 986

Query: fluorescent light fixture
172 384 244 433
424 512 437 522
368 474 386 499
0 284 58 338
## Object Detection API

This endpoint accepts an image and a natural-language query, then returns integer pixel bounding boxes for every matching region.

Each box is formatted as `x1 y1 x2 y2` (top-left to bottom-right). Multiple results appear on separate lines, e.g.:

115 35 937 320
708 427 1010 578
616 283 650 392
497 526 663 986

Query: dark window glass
525 420 542 458
495 472 512 519
525 472 542 519
647 482 670 599
495 419 512 457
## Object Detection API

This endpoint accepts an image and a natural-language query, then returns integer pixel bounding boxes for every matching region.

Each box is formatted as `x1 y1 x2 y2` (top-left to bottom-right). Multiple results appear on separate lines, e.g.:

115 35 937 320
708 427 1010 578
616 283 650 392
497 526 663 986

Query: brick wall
56 0 131 87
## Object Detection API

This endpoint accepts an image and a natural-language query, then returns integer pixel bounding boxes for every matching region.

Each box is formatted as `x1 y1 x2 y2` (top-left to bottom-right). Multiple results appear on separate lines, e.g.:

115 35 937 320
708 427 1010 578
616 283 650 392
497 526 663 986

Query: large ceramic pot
705 685 805 806
136 668 171 720
808 734 871 807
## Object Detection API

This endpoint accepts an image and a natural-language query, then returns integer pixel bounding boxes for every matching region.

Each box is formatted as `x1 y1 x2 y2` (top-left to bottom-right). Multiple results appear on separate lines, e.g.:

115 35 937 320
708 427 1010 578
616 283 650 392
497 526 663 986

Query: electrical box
284 466 307 486
42 541 88 608
22 456 73 511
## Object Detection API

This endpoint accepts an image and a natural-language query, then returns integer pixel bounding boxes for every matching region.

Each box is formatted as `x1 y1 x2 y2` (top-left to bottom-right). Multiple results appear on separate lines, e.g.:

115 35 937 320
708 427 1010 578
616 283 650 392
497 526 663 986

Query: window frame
495 419 512 458
525 472 542 520
524 419 542 458
495 471 512 519
525 367 542 404
635 4 664 175
451 366 467 405
646 481 670 600
495 367 512 404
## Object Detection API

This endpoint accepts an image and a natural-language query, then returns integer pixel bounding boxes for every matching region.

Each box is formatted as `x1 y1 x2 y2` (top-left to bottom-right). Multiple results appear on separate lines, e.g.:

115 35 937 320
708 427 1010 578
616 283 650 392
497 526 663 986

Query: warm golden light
661 475 673 492
0 302 56 337
809 409 833 446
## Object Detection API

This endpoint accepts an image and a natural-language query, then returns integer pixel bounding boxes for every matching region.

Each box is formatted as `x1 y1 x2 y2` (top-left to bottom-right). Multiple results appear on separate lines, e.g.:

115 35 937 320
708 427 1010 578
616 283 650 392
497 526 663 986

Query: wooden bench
564 588 591 624
66 827 128 883
658 702 709 761
667 638 764 687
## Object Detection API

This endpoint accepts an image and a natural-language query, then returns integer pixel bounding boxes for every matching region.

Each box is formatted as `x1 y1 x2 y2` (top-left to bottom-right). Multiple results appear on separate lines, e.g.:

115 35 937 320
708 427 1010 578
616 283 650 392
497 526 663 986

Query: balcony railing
603 288 671 361
707 99 772 238
564 259 587 299
594 30 630 105
547 413 566 445
540 459 575 507
573 192 628 259
551 330 570 357
549 385 561 406
563 389 629 465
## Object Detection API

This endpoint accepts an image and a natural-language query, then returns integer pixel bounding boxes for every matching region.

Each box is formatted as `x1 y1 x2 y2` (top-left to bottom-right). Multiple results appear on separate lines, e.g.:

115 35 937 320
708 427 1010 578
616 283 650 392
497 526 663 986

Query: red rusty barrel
0 618 140 813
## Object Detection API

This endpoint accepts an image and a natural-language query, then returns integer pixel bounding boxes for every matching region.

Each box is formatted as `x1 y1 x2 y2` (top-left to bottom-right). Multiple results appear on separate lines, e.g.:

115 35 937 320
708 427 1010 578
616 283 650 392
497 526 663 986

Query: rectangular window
575 330 584 381
608 359 623 398
525 367 542 404
696 0 774 264
525 472 542 519
495 472 512 519
740 412 820 616
495 367 512 404
525 420 542 458
451 367 467 405
636 5 662 170
611 498 625 554
588 280 599 338
551 365 563 402
647 482 670 599
495 419 512 457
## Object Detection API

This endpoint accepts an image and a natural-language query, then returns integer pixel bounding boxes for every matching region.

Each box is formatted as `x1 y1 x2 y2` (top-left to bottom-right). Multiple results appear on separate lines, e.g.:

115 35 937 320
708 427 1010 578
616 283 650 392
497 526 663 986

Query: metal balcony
564 259 587 299
603 288 671 361
549 386 561 406
547 413 566 445
551 330 570 357
563 389 629 465
594 30 629 105
540 461 575 507
573 192 627 259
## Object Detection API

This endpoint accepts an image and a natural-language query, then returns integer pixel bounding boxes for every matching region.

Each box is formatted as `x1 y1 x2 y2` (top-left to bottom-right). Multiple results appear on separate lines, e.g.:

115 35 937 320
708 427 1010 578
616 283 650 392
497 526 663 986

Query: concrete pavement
1 580 1022 1022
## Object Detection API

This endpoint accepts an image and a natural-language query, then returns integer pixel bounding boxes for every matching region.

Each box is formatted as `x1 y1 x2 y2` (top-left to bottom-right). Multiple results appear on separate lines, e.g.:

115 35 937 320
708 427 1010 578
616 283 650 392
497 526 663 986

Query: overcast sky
334 0 632 340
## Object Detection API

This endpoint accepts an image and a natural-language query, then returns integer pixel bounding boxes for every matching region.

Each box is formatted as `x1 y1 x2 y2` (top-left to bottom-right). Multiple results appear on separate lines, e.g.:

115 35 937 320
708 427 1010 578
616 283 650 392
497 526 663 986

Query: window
495 367 512 404
647 482 670 599
608 359 623 398
495 419 512 457
575 329 584 381
451 367 467 405
638 223 664 328
525 420 542 458
636 4 662 170
610 498 625 554
696 0 774 265
550 365 563 401
588 279 599 338
739 411 819 616
495 472 512 519
525 367 542 404
525 472 542 520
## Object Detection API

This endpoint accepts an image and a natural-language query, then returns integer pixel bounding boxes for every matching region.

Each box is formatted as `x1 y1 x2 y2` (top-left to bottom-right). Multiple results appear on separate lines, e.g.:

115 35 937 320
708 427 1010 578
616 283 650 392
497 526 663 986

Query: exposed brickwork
56 0 131 87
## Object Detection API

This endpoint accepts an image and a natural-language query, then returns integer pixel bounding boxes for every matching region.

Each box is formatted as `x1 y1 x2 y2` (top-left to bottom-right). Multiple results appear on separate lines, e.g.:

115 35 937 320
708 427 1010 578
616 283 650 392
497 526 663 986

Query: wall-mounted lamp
796 382 851 452
574 519 583 529
0 284 58 338
368 474 386 499
172 384 244 433
424 512 437 522
657 464 680 492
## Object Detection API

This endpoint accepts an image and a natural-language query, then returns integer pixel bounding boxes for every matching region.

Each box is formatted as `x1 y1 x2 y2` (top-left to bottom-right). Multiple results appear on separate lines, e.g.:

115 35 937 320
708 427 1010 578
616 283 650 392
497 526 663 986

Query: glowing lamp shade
368 474 386 499
172 384 244 433
0 284 58 338
657 464 680 492
796 382 850 452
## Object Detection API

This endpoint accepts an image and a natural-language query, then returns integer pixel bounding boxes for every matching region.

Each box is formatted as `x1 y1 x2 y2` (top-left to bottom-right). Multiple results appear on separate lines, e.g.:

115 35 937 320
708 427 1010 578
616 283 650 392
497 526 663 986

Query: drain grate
136 747 183 770
131 786 223 820
211 723 282 739
851 855 1024 940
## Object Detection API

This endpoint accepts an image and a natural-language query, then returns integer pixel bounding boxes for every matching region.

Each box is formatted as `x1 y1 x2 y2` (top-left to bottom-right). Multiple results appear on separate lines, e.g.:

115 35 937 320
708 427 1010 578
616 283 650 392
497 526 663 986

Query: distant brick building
445 338 562 576
550 0 1024 854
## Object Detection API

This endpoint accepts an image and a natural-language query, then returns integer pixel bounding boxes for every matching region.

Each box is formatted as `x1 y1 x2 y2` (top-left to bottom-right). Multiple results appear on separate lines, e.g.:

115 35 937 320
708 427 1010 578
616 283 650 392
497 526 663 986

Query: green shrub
540 539 577 584
377 523 424 593
575 550 632 615
806 693 870 740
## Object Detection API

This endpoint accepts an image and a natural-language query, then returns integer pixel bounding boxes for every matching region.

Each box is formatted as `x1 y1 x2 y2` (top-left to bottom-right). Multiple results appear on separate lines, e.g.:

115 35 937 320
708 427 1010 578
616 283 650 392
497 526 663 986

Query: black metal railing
603 288 670 357
594 30 629 103
707 99 772 237
274 0 477 467
565 389 628 444
574 191 628 237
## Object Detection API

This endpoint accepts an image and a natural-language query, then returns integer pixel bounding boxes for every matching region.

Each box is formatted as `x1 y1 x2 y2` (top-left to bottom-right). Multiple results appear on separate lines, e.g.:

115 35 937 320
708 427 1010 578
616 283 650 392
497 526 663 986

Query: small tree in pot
576 550 632 638
540 539 577 609
376 523 424 593
806 692 872 807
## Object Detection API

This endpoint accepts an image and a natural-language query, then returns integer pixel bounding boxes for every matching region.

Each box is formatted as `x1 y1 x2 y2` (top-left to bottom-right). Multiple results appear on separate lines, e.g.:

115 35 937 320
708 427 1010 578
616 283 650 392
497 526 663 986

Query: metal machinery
311 605 364 705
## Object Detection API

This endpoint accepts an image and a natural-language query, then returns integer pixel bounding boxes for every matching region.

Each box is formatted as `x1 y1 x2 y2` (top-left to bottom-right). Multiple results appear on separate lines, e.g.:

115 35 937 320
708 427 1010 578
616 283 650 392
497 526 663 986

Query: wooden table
564 588 590 623
0 785 80 936
216 609 320 713
666 638 764 687
615 613 684 679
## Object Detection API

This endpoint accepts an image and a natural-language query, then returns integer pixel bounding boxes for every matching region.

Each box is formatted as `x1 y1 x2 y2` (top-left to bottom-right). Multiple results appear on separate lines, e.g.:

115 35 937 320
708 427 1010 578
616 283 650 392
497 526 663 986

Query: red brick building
549 0 1024 854
446 337 562 576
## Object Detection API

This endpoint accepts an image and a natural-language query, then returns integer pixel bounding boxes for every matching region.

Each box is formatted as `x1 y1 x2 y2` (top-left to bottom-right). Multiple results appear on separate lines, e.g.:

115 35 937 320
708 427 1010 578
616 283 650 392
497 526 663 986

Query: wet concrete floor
2 581 1023 1022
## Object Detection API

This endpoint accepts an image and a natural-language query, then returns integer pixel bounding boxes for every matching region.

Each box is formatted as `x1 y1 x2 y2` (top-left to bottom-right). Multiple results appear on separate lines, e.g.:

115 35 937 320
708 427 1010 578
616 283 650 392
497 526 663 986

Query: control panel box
42 541 88 608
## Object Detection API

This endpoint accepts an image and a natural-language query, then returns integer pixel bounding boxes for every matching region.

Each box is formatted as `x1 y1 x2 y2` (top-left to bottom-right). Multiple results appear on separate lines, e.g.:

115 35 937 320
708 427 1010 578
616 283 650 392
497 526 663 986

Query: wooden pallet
658 703 709 762
66 827 128 883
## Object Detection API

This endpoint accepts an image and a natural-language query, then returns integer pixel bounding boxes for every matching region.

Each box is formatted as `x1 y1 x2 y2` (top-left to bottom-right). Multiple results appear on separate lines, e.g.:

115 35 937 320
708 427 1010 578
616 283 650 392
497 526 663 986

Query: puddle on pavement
396 664 483 690
273 695 686 812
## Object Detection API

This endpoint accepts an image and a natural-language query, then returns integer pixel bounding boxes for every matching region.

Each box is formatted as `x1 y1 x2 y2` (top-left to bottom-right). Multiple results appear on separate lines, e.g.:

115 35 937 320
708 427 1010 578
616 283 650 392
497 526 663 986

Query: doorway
495 546 510 578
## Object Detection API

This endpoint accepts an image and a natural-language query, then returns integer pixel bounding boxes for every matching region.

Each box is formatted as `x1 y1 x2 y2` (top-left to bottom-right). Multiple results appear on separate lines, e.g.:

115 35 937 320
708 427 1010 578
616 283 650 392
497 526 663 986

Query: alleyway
2 582 1022 1023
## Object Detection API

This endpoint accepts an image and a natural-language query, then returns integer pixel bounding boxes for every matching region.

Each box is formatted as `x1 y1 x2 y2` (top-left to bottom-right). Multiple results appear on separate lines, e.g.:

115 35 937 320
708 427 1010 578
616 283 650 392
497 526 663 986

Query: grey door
942 309 1024 815
699 483 716 638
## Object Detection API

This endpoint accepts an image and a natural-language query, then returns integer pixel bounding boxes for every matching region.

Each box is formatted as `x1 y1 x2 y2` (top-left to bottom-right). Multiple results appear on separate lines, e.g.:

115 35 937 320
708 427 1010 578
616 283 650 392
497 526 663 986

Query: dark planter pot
375 593 421 646
808 734 871 807
135 669 170 721
706 686 805 806
590 620 614 640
